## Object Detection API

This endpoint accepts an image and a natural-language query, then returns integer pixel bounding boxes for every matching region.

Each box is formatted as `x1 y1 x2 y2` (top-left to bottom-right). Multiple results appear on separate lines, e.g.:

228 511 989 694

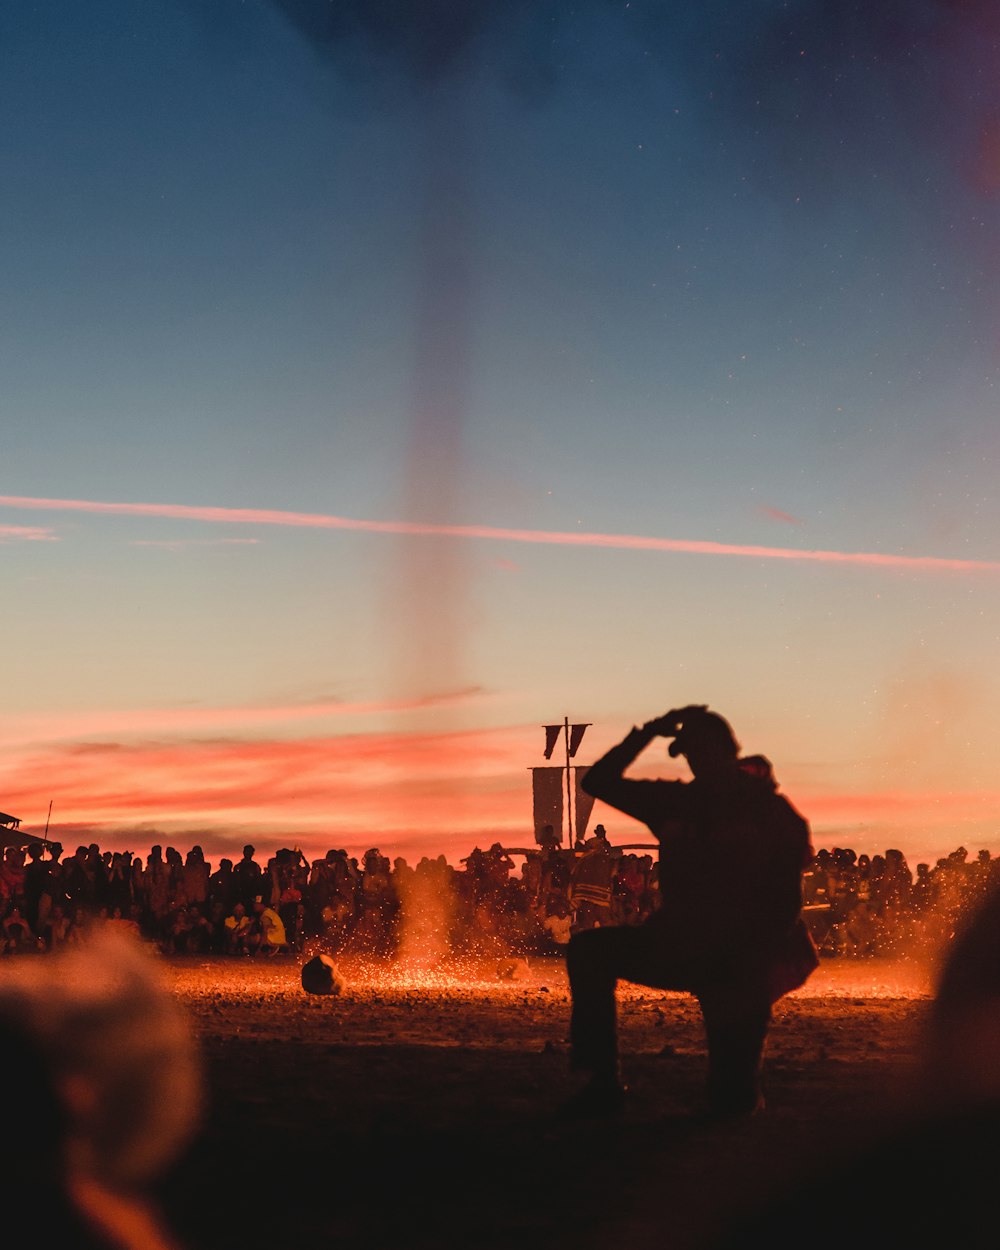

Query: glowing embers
167 953 936 1012
340 955 559 995
791 956 934 1001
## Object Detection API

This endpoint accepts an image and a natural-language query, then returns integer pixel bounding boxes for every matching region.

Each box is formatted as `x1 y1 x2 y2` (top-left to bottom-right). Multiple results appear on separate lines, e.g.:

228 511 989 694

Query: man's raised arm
582 714 683 828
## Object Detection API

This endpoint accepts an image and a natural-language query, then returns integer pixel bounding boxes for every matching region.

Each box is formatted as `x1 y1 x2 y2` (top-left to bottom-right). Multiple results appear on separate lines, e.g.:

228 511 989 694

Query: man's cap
739 753 776 785
667 707 740 759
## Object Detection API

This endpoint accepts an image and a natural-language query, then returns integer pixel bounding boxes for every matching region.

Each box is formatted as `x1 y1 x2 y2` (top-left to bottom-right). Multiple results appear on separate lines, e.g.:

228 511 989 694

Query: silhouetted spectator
570 837 614 932
182 846 209 909
23 842 52 936
232 844 263 910
207 858 235 915
566 706 816 1117
143 846 171 928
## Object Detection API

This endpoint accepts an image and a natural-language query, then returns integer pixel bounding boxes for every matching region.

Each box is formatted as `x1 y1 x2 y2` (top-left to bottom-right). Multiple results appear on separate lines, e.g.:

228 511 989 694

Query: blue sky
3 1 1000 861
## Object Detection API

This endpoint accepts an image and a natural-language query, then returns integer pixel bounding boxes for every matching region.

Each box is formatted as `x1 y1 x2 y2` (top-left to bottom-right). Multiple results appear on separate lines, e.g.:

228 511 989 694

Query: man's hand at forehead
640 706 708 737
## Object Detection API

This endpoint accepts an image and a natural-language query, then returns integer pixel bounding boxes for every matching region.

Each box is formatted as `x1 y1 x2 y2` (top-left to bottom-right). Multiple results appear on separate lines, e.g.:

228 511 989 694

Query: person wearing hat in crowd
564 705 817 1118
569 835 615 934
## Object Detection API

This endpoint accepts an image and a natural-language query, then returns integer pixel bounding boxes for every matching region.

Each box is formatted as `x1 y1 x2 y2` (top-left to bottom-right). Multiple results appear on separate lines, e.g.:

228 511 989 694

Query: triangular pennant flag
568 723 590 758
574 768 596 841
543 724 562 759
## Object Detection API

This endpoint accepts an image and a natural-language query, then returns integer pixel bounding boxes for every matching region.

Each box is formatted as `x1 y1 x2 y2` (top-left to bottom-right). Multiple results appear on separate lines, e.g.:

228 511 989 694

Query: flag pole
563 715 573 849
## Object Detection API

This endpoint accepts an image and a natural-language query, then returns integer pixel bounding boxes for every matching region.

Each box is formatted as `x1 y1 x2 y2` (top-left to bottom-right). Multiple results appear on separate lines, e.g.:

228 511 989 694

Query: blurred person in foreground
712 864 1000 1248
565 705 816 1117
0 929 201 1248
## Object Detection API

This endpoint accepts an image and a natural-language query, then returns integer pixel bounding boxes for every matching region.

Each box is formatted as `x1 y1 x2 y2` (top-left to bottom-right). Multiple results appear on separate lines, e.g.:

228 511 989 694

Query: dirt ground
157 954 938 1249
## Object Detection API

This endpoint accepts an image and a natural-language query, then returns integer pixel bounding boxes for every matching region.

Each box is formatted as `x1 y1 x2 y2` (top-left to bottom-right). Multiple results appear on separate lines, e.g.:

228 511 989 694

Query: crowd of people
0 832 994 959
802 844 998 956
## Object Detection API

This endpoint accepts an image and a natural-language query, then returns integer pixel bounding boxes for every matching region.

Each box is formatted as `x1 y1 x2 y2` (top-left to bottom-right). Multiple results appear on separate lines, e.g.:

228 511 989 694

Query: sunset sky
4 1 1000 865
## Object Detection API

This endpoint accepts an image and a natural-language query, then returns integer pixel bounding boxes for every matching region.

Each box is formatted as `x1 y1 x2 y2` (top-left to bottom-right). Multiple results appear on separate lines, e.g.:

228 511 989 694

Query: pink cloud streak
129 538 260 549
2 493 997 573
0 524 57 543
759 505 804 526
2 687 488 745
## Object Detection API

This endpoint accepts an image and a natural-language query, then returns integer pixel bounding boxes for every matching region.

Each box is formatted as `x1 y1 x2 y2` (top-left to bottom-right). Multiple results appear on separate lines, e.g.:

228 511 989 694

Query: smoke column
387 86 472 706
378 88 479 945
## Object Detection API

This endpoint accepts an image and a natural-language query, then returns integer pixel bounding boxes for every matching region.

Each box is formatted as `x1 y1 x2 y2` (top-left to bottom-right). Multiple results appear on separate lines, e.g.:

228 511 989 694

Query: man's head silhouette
665 706 740 776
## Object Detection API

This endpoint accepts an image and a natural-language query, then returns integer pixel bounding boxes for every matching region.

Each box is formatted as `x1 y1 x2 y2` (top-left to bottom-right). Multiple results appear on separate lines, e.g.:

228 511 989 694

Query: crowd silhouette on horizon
0 833 994 961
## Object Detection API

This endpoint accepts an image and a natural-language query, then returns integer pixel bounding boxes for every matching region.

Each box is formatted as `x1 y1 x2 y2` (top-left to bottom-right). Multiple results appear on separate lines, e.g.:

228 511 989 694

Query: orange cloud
0 725 534 849
3 493 998 573
800 788 1000 821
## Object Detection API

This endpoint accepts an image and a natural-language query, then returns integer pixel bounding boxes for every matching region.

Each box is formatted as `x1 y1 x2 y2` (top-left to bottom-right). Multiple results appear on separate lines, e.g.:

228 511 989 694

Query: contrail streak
1 493 998 573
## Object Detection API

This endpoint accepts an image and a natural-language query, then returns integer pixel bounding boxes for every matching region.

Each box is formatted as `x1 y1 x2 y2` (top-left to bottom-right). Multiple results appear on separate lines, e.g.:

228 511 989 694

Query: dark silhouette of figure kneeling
565 705 817 1117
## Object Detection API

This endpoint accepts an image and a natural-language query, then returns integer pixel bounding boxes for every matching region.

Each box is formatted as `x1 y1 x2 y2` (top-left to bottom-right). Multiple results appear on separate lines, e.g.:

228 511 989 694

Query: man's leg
567 923 682 1089
698 987 771 1117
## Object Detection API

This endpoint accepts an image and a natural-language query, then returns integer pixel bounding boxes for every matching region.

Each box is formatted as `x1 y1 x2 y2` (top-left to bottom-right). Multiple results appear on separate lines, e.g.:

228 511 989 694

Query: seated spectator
44 903 72 951
185 904 212 953
205 901 228 954
3 905 39 954
253 899 288 955
106 906 142 942
543 899 573 948
166 906 202 955
224 903 252 955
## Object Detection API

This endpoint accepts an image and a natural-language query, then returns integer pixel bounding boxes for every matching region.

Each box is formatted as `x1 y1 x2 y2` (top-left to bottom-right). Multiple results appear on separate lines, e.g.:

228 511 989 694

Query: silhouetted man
565 705 816 1117
232 844 263 910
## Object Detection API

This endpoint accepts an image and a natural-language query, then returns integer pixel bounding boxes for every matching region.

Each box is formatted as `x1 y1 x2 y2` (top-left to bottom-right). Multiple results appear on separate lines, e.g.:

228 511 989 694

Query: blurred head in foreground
0 930 201 1190
925 882 1000 1108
